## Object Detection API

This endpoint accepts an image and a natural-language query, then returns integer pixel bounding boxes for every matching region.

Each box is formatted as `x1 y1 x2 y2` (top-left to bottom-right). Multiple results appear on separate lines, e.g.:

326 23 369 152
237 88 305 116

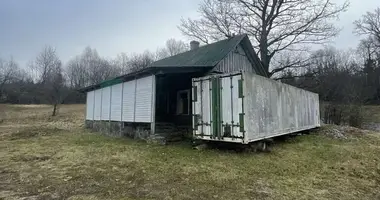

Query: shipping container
192 72 320 144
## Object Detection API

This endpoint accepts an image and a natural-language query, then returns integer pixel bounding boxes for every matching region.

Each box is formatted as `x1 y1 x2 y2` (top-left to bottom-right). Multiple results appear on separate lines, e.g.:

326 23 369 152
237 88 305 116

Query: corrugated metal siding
214 44 255 74
122 79 136 122
86 91 94 120
101 87 111 120
135 75 154 122
110 83 122 121
94 89 102 120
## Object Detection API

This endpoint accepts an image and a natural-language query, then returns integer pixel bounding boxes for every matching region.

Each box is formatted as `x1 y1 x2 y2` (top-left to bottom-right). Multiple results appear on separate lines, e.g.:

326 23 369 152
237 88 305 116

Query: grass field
1 104 380 200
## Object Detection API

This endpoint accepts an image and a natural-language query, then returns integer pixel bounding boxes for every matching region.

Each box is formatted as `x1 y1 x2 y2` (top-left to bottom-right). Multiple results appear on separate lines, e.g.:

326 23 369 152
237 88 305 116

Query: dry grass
362 105 380 124
1 104 380 199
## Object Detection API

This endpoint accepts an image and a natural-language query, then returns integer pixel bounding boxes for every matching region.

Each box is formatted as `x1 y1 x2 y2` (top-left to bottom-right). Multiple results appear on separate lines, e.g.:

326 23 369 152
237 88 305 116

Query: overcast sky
0 0 378 68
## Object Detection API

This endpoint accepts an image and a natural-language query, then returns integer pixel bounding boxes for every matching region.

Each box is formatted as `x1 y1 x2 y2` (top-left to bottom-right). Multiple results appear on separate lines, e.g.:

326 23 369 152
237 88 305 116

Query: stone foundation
85 120 152 140
85 120 93 129
85 120 190 144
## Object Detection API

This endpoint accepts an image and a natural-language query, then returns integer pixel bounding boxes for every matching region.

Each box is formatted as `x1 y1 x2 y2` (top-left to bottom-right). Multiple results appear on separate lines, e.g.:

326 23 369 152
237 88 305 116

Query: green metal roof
79 34 267 93
151 34 248 67
99 78 123 88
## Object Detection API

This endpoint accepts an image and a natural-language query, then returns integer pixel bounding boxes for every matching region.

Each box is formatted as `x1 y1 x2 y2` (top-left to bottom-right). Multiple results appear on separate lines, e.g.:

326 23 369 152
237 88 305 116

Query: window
176 90 190 115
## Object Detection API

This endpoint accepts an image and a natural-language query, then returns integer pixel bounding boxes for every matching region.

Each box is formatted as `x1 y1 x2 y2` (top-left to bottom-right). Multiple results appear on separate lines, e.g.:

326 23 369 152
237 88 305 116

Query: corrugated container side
243 73 320 143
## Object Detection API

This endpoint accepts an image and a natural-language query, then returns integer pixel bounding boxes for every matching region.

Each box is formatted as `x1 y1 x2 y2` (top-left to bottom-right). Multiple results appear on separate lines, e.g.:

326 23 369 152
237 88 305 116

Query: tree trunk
52 104 58 116
260 30 270 76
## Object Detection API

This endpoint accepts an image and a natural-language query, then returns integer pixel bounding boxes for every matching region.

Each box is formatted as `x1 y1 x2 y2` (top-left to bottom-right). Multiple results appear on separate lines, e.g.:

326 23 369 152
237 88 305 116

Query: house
81 34 265 141
81 34 320 144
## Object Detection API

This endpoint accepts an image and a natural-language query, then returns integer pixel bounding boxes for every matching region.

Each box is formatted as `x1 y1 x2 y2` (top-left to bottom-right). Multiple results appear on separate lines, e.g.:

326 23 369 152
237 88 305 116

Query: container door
193 73 244 140
220 74 244 139
192 78 212 138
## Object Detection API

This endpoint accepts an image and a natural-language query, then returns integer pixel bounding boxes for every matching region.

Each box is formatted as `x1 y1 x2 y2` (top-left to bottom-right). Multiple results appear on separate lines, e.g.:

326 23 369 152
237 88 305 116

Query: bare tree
354 8 380 44
29 46 60 84
179 0 349 77
47 61 66 116
66 47 121 88
0 57 19 100
127 51 155 73
114 53 130 74
156 39 189 59
357 37 380 62
66 56 87 89
32 46 66 116
179 0 244 44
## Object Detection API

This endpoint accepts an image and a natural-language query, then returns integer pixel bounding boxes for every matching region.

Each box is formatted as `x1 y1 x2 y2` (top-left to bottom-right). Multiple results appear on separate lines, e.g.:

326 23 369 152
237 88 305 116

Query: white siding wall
101 87 111 120
86 75 155 123
122 80 136 122
135 76 154 122
86 91 94 120
214 44 256 74
94 89 102 120
110 83 122 121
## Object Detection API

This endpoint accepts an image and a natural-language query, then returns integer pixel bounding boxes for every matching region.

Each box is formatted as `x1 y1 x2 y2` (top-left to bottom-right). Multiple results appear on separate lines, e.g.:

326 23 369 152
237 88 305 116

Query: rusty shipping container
192 72 320 144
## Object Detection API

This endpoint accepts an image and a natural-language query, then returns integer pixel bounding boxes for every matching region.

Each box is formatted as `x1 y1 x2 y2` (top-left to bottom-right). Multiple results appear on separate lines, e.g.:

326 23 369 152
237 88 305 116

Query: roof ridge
150 34 247 67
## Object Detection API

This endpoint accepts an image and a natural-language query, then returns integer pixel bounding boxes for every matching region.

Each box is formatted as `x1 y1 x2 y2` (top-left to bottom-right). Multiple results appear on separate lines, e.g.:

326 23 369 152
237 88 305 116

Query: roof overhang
78 66 213 93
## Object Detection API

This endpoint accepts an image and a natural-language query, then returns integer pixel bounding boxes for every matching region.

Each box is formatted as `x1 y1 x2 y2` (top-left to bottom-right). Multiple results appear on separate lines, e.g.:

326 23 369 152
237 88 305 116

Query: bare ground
0 104 380 200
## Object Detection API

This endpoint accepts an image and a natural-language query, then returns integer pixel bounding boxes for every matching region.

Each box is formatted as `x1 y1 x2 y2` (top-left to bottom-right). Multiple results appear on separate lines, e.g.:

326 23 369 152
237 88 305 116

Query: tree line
0 39 188 115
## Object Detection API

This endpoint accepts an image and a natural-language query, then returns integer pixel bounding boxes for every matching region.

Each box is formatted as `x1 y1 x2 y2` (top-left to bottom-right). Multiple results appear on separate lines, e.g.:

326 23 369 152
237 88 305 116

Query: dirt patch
316 125 372 139
362 122 380 132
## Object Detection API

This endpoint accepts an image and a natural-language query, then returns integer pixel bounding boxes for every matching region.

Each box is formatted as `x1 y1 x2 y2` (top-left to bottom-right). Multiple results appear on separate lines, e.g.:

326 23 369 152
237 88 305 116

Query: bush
348 105 363 128
322 103 363 128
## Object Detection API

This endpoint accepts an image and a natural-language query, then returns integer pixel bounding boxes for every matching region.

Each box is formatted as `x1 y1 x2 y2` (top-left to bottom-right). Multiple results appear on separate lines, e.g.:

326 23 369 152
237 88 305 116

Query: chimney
190 40 200 50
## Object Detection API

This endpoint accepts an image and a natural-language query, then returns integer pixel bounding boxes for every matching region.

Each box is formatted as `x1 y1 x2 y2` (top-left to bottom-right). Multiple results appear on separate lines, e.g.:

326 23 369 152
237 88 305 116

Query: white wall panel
94 89 102 120
135 75 154 122
101 87 111 120
110 83 122 121
122 80 136 122
86 91 94 120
